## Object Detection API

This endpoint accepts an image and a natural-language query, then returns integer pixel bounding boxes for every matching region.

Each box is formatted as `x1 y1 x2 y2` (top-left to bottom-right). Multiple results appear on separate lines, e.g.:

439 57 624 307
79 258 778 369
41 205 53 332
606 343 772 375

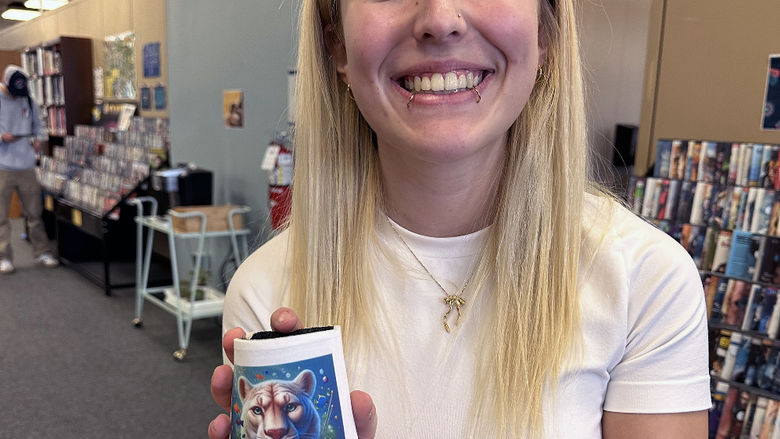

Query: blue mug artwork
230 327 356 439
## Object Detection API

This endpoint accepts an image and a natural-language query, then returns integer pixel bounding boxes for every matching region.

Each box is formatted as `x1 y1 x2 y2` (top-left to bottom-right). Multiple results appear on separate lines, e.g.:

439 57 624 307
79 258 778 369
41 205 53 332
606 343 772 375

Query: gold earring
537 65 544 80
346 83 355 101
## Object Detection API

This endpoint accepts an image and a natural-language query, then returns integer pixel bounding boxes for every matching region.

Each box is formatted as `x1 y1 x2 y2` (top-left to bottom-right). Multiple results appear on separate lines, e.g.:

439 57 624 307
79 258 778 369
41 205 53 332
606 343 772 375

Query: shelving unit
37 120 170 295
630 138 780 436
20 36 94 145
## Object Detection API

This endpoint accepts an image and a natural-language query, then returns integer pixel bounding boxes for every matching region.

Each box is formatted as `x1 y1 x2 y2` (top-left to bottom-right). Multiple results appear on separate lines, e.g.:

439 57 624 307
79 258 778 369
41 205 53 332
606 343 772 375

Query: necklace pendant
442 294 466 333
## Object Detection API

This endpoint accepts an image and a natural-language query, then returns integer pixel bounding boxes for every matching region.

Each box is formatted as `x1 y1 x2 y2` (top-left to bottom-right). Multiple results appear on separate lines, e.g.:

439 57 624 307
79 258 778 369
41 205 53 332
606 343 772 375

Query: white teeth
457 74 467 89
431 73 444 91
406 71 485 93
444 72 458 90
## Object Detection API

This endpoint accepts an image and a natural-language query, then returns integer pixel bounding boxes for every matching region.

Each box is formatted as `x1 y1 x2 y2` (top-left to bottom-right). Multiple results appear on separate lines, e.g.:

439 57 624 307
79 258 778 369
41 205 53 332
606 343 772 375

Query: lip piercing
471 87 481 103
407 92 416 109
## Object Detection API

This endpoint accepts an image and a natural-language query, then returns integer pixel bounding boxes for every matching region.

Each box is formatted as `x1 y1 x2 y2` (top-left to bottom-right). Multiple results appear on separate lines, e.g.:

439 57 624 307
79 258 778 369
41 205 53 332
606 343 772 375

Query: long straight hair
289 0 591 435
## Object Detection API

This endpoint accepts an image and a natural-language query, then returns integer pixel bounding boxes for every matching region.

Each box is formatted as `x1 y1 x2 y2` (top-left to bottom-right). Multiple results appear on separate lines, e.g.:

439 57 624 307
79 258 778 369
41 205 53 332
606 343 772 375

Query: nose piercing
471 87 481 103
457 13 462 18
407 92 416 109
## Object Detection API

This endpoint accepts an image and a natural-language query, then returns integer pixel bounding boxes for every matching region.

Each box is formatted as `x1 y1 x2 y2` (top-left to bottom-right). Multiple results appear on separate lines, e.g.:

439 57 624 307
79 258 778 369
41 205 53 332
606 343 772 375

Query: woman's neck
379 141 505 238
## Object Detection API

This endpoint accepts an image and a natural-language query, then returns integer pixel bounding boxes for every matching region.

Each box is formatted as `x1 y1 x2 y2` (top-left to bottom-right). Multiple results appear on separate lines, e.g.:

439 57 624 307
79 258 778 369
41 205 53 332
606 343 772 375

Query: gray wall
167 0 299 250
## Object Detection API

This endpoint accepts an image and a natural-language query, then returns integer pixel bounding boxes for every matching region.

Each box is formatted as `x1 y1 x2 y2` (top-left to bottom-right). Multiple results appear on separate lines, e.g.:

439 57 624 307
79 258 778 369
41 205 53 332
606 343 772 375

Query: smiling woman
208 0 711 437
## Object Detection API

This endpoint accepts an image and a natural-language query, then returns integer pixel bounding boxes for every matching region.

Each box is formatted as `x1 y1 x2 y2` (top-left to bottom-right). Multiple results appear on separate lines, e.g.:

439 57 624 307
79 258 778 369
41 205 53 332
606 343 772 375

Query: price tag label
71 209 82 227
45 195 54 211
261 145 281 171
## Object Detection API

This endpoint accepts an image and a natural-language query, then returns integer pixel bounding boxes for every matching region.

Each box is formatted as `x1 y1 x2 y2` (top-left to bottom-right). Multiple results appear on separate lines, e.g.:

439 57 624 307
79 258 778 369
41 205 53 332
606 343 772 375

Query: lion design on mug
238 370 321 439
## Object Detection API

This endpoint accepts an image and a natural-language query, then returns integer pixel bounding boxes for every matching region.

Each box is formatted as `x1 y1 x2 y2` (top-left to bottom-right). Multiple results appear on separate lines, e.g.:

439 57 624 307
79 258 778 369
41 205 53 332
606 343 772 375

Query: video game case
690 182 712 225
761 145 780 189
725 230 762 280
756 237 780 284
700 141 718 183
712 230 734 274
676 181 696 223
669 140 687 180
686 141 703 182
742 188 759 231
739 144 754 187
655 179 671 220
722 280 750 327
768 192 780 236
700 227 719 272
750 144 765 187
655 140 672 178
750 397 769 438
727 187 746 230
728 143 741 185
641 178 658 218
751 188 768 233
710 185 732 228
664 179 681 221
714 142 732 186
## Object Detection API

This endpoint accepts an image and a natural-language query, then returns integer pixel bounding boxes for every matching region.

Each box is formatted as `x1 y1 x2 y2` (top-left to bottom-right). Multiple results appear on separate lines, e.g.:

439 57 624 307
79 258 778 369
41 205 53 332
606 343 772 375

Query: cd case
230 326 357 439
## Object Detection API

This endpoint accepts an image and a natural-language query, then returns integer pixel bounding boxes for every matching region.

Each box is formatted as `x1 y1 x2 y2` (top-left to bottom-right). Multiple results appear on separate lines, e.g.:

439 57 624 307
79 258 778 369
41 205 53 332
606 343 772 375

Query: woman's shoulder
223 229 291 332
582 192 688 262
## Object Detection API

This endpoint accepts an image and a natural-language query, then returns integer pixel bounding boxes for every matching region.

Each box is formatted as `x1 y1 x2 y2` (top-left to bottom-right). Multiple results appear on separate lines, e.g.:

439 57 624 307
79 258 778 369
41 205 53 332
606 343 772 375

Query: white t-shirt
223 196 711 437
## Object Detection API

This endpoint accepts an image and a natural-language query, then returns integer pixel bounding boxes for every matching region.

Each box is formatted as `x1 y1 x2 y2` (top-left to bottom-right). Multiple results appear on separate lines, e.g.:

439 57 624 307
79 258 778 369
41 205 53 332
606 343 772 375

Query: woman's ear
324 24 349 83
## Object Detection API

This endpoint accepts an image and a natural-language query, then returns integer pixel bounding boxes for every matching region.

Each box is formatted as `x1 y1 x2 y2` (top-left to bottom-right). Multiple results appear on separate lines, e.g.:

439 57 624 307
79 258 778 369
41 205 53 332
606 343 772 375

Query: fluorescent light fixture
23 0 69 11
1 3 41 21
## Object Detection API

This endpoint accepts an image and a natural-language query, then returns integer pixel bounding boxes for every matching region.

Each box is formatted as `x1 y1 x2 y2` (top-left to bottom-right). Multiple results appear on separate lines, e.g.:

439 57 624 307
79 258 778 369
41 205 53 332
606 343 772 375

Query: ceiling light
1 3 41 21
23 0 69 11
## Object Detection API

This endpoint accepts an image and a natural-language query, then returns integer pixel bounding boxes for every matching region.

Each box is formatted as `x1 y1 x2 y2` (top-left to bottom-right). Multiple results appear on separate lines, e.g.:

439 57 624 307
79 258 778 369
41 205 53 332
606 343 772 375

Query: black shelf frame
44 180 170 295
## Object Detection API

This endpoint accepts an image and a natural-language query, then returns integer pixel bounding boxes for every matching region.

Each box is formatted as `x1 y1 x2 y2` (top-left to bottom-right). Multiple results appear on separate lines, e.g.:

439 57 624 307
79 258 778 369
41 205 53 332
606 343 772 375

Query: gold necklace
386 217 476 333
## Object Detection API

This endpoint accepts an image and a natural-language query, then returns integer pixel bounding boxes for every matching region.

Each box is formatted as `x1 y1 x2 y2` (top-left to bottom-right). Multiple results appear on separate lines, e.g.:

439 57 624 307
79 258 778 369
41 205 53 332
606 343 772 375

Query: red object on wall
269 185 292 230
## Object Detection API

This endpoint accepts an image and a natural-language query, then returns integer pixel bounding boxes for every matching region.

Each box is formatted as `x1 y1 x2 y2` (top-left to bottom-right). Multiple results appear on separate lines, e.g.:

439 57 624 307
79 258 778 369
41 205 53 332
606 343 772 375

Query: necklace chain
385 217 475 333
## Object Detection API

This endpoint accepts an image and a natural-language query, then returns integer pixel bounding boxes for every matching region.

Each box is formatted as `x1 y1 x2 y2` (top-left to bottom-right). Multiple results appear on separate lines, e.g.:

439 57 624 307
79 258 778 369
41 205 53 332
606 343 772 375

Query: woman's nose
412 0 467 44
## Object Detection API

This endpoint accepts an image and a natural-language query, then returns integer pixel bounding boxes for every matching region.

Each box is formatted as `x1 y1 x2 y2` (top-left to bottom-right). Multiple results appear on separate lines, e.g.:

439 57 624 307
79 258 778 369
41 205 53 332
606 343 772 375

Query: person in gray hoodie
0 64 57 273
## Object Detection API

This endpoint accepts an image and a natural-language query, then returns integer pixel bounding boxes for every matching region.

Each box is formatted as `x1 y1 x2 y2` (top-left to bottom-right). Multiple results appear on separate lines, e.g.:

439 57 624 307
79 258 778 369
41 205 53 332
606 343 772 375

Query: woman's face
334 0 545 163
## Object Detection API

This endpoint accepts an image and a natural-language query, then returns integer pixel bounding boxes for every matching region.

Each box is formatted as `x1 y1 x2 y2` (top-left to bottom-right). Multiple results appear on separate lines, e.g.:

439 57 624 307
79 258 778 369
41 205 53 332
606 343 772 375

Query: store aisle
0 218 225 437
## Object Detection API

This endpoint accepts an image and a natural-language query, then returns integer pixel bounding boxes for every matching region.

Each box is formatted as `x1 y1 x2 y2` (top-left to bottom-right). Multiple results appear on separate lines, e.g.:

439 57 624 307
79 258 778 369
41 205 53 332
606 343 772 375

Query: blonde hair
289 0 592 436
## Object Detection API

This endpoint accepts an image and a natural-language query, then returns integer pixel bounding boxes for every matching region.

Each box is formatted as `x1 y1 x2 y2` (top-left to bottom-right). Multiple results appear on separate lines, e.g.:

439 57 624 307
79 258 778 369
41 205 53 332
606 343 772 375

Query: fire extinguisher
266 132 293 230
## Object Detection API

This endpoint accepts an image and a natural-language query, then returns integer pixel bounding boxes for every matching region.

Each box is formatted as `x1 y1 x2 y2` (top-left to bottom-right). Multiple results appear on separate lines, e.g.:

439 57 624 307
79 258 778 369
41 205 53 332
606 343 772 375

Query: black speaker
613 124 638 167
178 168 213 206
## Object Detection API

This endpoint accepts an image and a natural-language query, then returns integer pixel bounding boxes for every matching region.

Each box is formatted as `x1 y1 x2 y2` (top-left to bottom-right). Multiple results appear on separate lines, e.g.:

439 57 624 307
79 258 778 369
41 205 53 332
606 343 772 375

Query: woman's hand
207 307 378 439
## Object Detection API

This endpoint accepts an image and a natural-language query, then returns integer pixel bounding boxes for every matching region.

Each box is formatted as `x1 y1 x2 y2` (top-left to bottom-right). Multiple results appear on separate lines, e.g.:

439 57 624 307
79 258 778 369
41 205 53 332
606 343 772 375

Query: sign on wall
143 42 161 78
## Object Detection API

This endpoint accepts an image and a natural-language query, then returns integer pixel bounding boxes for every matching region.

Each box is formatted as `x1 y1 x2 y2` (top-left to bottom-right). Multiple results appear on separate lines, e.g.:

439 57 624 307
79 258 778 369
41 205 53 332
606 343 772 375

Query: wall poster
224 90 244 128
762 55 780 130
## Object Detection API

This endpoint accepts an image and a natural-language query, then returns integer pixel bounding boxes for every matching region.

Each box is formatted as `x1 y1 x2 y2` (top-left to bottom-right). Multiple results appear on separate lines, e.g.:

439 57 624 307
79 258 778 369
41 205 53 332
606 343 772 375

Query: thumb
351 390 377 439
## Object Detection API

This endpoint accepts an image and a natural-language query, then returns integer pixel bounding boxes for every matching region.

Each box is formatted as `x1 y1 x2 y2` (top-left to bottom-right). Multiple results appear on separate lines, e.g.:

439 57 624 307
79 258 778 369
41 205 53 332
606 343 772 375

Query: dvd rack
38 118 170 295
629 138 780 437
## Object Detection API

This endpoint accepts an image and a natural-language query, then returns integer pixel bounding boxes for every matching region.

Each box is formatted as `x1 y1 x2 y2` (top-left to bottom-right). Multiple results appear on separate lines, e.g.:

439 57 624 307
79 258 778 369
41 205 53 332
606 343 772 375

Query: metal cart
130 196 251 360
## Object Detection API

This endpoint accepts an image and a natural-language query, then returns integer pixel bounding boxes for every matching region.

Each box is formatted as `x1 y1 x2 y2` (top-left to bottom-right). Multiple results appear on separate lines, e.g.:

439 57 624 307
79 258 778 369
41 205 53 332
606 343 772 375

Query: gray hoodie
0 65 41 171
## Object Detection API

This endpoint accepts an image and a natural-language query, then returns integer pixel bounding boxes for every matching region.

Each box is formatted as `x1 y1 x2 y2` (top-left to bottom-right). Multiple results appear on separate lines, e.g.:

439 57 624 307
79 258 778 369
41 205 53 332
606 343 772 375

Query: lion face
238 370 320 439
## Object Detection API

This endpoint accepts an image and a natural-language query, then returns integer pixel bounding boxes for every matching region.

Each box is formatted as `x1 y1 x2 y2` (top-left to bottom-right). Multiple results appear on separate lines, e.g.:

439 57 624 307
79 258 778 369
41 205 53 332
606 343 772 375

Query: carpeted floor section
0 218 225 437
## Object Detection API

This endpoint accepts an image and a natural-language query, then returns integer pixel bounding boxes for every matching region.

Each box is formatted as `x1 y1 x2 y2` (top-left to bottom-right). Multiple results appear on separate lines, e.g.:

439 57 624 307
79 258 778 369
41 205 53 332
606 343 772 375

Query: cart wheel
132 318 143 328
173 349 187 361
